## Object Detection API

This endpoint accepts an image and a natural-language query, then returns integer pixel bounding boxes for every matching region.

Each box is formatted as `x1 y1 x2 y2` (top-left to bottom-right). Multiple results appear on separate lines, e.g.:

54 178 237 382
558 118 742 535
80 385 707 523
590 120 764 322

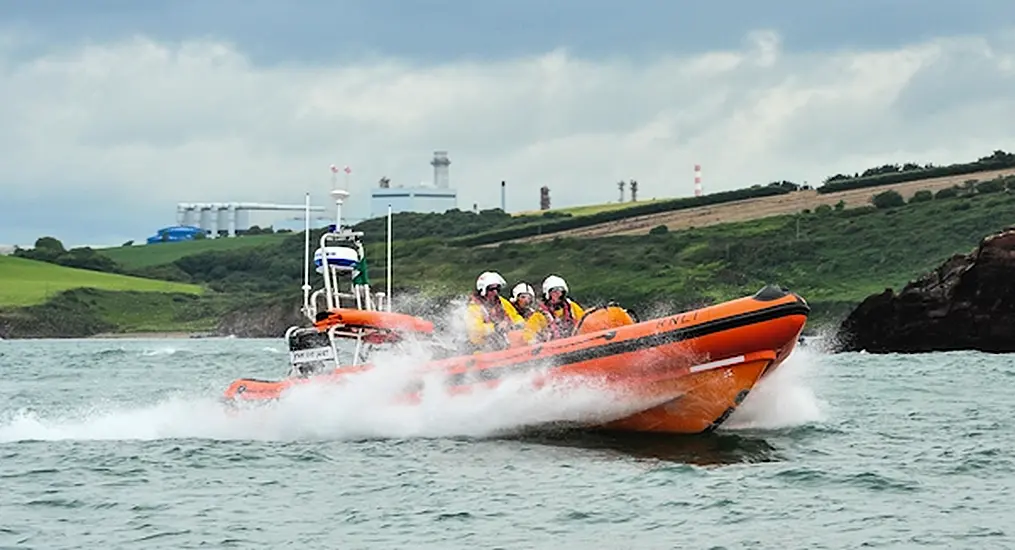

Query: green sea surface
0 338 1012 548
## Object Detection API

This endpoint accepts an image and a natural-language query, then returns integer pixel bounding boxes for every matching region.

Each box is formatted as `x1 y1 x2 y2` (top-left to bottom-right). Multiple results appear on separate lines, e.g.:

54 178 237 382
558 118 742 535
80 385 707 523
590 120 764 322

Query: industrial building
369 151 458 218
158 151 456 245
169 202 326 240
146 225 205 244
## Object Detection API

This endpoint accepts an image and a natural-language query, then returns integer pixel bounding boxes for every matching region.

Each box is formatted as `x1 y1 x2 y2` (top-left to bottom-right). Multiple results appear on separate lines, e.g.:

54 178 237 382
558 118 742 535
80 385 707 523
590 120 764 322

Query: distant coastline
88 331 221 339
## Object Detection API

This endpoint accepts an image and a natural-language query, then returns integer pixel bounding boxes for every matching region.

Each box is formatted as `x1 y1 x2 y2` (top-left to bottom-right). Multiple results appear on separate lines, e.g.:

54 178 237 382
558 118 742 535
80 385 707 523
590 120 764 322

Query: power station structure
172 202 326 239
369 151 458 218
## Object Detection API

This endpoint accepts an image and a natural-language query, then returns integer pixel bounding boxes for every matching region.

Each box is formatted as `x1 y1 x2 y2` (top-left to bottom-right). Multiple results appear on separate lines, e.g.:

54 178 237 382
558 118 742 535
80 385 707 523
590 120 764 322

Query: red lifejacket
539 299 576 339
470 293 508 325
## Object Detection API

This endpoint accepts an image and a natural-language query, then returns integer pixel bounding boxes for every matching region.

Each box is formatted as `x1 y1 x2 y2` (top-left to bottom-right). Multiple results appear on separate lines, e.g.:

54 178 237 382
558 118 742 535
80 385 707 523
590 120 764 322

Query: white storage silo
216 206 230 238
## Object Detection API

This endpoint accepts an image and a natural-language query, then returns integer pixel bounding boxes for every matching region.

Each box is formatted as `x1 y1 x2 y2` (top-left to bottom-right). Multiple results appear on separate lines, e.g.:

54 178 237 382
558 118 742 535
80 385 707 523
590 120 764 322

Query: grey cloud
2 0 1013 64
3 28 1015 245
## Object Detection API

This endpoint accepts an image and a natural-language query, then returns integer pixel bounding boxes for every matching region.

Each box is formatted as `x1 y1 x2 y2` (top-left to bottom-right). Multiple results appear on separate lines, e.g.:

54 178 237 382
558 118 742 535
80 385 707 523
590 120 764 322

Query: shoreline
88 331 222 339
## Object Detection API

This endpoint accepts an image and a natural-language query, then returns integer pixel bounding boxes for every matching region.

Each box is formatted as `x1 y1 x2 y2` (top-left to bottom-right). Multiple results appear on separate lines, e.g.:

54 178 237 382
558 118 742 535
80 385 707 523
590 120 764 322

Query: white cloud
2 27 1015 243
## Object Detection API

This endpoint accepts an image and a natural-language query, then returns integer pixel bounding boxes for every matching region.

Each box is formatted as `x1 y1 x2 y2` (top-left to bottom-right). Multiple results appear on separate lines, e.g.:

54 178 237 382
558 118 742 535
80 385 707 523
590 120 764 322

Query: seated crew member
523 274 585 342
508 282 537 321
464 271 523 351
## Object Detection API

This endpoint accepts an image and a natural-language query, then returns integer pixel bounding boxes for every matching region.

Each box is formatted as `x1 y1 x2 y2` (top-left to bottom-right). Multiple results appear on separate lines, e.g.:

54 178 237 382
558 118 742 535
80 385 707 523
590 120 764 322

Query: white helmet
542 275 568 298
476 271 507 297
512 282 535 300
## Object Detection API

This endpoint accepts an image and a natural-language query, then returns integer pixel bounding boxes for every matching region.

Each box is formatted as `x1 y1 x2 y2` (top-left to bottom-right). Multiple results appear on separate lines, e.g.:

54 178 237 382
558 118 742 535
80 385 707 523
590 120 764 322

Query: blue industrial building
146 225 205 244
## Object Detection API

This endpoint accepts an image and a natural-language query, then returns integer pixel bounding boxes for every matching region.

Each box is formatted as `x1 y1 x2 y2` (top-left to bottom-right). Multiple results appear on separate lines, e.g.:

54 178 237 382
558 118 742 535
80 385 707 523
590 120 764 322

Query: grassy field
514 198 668 217
0 255 205 308
97 233 290 270
503 167 1015 244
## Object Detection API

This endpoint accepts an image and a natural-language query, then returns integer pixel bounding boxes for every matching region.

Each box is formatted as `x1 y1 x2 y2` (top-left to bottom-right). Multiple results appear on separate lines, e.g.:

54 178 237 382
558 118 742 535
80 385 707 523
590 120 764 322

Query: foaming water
722 345 827 431
0 339 650 443
0 340 821 444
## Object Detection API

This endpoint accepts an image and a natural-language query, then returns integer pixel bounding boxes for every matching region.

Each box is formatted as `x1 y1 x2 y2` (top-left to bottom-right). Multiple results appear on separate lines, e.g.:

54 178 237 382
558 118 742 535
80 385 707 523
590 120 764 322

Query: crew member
464 271 523 351
523 274 585 342
508 282 537 321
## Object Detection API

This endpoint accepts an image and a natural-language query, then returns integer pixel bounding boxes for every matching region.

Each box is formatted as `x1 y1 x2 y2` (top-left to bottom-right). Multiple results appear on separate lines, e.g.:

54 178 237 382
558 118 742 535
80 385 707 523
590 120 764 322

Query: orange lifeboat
222 284 810 435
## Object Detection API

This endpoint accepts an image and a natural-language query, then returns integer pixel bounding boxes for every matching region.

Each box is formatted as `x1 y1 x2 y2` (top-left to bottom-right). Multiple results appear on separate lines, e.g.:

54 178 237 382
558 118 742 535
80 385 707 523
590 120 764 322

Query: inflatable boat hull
223 286 809 435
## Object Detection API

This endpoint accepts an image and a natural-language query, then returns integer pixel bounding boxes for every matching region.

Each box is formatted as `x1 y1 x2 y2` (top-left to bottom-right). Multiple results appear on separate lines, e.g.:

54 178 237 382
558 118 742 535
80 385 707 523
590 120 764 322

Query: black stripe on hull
443 298 811 387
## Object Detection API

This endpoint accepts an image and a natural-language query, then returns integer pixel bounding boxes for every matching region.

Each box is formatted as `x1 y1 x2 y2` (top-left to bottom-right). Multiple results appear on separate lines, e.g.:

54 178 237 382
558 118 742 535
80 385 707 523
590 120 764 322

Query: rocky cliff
834 227 1015 353
215 293 306 338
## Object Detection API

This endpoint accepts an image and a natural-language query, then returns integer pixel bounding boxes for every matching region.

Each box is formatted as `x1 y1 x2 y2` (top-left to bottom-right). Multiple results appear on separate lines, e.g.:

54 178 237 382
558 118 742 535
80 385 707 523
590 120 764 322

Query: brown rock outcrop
834 227 1015 353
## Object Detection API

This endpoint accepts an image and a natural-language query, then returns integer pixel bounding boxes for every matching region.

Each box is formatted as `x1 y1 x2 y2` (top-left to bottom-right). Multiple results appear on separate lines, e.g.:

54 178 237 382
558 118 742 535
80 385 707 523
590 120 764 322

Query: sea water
0 337 1013 549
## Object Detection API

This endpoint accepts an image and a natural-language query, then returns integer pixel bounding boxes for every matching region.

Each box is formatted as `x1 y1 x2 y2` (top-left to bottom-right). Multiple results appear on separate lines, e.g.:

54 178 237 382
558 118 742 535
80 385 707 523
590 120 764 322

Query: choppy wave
2 338 1013 549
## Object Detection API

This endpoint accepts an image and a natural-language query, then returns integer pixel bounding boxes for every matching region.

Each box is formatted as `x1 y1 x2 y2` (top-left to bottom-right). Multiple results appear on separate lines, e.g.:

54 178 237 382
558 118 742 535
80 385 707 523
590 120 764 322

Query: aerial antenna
301 192 312 316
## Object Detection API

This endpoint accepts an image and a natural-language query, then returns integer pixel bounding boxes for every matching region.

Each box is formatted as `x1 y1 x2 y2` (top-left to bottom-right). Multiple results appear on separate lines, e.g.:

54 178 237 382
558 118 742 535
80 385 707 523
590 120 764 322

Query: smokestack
694 164 703 197
540 186 551 210
501 180 506 212
431 151 451 189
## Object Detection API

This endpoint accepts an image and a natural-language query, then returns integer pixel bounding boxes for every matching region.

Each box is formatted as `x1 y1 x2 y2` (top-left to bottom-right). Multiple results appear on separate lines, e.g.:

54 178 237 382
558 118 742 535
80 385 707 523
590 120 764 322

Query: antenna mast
301 192 312 317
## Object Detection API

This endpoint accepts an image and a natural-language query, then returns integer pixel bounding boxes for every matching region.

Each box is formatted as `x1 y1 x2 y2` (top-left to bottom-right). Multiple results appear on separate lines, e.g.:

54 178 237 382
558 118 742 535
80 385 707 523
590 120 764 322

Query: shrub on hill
871 190 905 209
817 150 1015 194
13 237 122 274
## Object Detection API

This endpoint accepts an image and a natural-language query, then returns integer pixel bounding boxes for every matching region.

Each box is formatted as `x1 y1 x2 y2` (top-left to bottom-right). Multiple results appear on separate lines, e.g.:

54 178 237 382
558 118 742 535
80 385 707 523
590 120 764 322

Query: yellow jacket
464 295 524 347
522 299 585 343
507 299 537 321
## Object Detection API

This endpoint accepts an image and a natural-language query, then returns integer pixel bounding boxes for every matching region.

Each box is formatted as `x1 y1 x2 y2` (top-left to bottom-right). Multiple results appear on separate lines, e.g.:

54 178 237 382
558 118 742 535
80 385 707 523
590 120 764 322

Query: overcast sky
2 0 1015 247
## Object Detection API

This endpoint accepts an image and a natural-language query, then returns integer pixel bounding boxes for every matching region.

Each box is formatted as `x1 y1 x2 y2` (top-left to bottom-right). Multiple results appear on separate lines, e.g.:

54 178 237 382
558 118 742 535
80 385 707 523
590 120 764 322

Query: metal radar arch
283 171 398 379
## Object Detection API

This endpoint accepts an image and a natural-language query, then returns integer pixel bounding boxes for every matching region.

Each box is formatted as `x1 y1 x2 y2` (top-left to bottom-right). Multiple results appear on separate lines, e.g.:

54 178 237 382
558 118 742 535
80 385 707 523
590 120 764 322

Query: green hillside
6 158 1015 338
117 183 1015 330
0 255 204 308
367 190 1015 325
98 233 291 270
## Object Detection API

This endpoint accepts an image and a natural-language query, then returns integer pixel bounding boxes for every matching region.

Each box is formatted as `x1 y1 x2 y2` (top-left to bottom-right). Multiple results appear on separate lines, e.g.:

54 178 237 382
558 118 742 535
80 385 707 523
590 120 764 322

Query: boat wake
0 348 646 443
0 345 826 444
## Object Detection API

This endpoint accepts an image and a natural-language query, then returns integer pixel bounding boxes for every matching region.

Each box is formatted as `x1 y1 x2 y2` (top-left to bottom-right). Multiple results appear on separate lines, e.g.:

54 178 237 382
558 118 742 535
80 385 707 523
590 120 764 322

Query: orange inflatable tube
314 308 435 334
224 285 809 435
